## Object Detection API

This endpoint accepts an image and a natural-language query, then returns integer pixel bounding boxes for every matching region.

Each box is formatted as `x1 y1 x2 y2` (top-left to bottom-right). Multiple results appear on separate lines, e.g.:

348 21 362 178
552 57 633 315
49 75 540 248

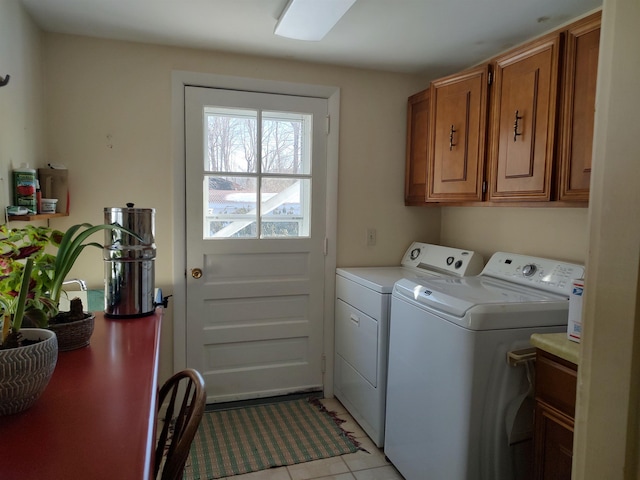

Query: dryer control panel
482 252 585 296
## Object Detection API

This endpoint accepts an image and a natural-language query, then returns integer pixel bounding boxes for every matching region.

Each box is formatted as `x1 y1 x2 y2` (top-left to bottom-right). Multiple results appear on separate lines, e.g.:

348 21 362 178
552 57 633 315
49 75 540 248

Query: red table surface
0 310 163 480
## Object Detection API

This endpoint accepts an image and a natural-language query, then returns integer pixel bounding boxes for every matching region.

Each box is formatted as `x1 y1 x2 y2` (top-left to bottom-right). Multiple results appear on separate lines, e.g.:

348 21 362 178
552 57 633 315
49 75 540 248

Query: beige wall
41 33 438 274
441 206 589 264
39 33 438 379
0 0 45 211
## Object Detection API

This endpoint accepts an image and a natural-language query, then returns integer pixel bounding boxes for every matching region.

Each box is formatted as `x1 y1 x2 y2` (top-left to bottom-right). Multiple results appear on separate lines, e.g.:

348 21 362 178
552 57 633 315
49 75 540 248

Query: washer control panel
400 242 484 277
482 252 585 295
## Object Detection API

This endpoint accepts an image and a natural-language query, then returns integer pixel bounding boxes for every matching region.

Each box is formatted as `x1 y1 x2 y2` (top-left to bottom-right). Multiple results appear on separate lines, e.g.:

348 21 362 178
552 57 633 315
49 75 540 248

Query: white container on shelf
40 198 58 213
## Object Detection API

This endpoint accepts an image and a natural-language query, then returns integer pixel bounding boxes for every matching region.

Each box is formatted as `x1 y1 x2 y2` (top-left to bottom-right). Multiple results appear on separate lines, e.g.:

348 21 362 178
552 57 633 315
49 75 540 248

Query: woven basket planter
0 328 58 416
48 313 95 352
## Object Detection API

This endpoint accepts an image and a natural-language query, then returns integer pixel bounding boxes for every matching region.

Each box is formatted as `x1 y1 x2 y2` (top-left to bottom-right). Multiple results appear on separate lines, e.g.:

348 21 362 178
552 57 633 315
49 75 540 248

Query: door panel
184 86 328 403
489 33 560 201
428 65 488 202
558 12 601 201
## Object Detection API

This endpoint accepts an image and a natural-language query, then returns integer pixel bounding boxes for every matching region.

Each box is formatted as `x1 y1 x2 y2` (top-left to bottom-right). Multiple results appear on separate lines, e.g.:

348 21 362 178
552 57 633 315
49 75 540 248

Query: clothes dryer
334 242 483 447
384 252 584 480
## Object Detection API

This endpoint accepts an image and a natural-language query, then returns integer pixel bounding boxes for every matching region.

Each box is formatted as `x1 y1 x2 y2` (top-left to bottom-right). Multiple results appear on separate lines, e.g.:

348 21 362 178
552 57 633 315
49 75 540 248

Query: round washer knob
522 264 537 277
446 256 454 265
455 260 463 269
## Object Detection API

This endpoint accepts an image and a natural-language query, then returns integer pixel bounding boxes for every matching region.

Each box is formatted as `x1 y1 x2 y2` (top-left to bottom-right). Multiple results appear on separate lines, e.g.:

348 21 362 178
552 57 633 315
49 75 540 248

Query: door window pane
262 112 312 174
261 178 311 238
206 176 257 238
204 107 257 173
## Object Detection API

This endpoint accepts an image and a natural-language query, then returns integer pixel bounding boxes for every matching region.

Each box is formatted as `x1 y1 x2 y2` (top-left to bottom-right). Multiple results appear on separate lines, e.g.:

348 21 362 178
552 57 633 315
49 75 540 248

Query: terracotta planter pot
48 313 96 352
0 328 58 416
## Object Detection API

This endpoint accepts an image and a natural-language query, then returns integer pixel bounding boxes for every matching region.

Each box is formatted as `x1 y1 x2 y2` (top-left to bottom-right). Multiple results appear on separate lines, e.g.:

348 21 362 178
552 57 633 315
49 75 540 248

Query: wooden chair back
154 368 206 480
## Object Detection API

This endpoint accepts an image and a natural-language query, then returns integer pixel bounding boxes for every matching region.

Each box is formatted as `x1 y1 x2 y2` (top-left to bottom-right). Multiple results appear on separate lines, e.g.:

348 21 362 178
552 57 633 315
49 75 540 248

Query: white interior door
184 86 328 403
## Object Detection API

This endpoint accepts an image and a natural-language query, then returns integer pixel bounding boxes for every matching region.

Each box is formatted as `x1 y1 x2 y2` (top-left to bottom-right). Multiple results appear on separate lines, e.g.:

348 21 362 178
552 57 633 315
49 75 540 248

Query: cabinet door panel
437 91 471 182
428 65 488 202
405 89 430 205
501 68 540 179
558 11 601 201
490 33 560 201
534 402 574 480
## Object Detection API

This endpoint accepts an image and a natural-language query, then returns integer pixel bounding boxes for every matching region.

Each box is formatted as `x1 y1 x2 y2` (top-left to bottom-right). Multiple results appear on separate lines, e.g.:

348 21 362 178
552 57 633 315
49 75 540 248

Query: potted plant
0 256 58 416
46 223 141 350
0 223 138 351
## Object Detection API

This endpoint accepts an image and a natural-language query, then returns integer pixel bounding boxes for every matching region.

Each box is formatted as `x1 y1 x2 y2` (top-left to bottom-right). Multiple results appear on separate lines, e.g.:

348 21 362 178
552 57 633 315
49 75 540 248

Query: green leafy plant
0 225 57 345
0 257 37 348
0 223 139 347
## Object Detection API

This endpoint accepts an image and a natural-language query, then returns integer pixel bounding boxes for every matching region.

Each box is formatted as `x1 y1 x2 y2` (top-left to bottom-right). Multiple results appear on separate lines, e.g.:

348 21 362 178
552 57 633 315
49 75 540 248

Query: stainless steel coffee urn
103 203 156 318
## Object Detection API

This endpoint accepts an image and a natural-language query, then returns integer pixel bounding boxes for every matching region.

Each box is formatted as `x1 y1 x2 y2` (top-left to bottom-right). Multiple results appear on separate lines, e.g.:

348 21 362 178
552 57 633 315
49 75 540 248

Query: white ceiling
20 0 602 78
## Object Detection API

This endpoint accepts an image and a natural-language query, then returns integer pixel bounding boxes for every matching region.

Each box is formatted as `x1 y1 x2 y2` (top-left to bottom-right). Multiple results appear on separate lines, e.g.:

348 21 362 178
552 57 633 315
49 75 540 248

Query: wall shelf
8 212 68 222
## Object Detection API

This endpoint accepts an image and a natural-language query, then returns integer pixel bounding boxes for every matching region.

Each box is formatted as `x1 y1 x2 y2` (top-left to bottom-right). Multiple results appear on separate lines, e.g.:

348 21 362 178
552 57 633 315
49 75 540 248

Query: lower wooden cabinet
533 349 578 480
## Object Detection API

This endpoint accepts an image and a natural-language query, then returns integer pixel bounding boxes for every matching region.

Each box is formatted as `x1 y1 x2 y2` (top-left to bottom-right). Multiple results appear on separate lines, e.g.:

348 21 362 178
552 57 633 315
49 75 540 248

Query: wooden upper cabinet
405 89 430 205
489 32 562 201
557 11 601 202
427 65 489 202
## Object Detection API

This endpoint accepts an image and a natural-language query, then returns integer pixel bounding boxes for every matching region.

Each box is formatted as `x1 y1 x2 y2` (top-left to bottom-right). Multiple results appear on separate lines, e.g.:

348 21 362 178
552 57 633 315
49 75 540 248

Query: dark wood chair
154 369 206 480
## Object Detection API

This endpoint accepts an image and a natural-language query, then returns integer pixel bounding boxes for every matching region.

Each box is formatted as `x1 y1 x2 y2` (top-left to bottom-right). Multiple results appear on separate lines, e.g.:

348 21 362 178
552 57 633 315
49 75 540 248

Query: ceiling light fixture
275 0 357 41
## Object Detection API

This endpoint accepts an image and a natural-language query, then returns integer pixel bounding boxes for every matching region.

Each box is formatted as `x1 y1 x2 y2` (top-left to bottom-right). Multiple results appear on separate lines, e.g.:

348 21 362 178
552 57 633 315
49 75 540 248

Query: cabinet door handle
513 110 523 142
449 125 457 151
350 313 360 326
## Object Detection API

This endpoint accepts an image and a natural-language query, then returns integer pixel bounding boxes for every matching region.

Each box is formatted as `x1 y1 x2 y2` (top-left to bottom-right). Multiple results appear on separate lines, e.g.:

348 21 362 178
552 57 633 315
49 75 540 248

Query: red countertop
0 310 163 480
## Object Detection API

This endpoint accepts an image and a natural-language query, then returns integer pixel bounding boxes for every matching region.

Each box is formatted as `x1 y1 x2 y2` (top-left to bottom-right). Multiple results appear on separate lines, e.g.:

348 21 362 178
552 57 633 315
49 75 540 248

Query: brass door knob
191 268 203 279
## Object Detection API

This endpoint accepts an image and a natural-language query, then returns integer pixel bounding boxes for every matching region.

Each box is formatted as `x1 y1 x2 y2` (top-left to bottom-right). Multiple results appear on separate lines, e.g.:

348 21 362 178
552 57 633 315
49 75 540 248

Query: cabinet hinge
326 115 330 135
324 237 329 256
321 354 326 373
488 71 493 85
482 181 487 193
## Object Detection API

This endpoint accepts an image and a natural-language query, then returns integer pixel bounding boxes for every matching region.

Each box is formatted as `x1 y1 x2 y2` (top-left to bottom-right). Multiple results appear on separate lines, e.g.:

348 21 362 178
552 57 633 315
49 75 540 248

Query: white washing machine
384 252 585 480
334 242 484 447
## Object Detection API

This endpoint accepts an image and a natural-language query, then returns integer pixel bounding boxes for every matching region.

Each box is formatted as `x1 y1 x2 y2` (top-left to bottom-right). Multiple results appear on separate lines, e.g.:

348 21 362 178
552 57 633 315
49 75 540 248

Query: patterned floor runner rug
183 397 360 479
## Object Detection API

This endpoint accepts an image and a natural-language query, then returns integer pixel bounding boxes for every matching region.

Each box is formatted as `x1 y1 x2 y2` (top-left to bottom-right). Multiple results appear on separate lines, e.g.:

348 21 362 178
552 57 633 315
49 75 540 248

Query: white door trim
171 71 340 397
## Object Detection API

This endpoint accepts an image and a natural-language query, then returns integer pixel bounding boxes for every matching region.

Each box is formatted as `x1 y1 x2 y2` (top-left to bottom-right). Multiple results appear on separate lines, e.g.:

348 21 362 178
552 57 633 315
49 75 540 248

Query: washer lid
393 275 569 317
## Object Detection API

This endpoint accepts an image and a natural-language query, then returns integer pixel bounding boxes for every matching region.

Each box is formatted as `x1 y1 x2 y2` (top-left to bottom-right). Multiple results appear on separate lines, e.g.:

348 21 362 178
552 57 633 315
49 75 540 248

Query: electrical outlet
366 228 377 246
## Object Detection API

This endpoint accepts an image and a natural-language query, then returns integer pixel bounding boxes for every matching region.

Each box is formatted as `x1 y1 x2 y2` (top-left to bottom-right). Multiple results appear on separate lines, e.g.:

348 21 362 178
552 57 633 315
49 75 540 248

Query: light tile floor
228 397 406 480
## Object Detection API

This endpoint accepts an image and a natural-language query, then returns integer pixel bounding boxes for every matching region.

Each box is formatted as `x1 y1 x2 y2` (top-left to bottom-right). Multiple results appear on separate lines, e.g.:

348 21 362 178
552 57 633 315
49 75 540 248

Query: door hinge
482 181 487 193
321 354 326 373
325 115 330 135
324 237 329 256
488 71 493 85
